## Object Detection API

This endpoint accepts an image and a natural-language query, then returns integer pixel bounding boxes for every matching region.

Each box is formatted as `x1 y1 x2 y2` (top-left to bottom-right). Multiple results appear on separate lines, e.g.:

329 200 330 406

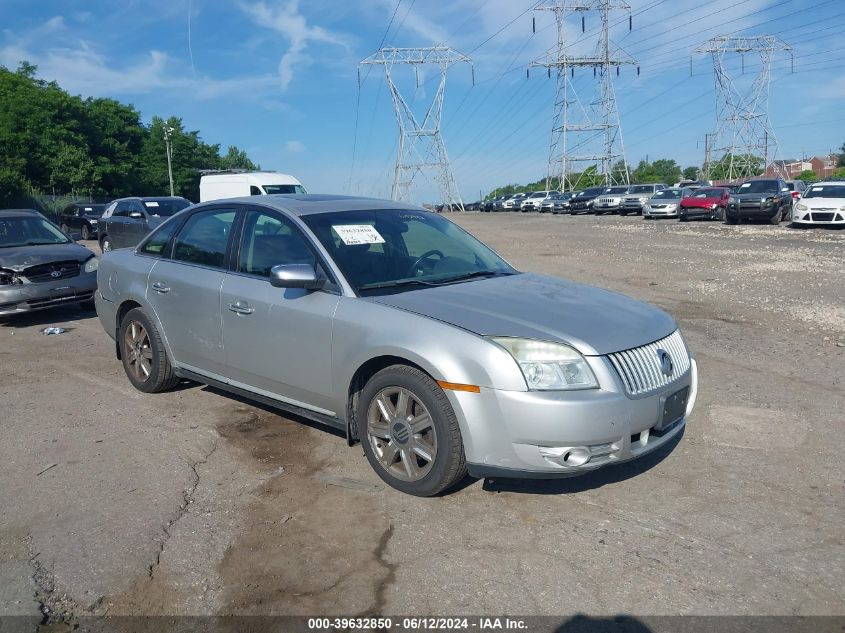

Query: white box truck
199 170 306 202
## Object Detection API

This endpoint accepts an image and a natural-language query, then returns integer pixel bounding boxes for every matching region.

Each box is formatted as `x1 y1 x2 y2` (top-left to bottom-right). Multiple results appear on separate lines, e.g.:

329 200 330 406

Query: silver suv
95 195 697 496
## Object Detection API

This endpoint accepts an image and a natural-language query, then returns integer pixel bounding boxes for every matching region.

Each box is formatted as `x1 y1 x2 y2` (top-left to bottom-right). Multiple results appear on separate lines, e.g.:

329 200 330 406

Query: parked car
59 202 105 240
679 187 731 222
675 179 709 190
482 197 500 212
791 181 845 228
785 179 807 202
643 188 691 219
725 179 792 225
592 186 631 214
0 209 98 316
542 192 572 213
95 194 697 496
503 193 528 211
521 190 559 212
568 186 607 214
492 195 511 211
619 184 667 216
200 170 305 202
99 197 192 251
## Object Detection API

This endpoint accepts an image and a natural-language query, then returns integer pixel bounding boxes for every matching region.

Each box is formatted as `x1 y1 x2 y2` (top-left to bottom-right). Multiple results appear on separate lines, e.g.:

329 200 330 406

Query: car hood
366 273 676 356
0 242 94 271
682 196 721 208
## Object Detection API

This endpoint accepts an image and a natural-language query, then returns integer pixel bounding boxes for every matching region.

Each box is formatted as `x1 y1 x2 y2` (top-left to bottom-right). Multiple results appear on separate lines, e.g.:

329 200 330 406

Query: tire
60 224 70 235
100 235 112 252
679 215 688 222
81 224 90 241
769 208 781 225
781 204 792 223
724 213 738 225
118 307 180 393
619 210 628 216
359 365 466 497
790 222 805 230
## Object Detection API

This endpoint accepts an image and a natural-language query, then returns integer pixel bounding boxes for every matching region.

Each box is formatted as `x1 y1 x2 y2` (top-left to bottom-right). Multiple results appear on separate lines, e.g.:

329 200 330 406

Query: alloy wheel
122 321 153 383
366 387 437 482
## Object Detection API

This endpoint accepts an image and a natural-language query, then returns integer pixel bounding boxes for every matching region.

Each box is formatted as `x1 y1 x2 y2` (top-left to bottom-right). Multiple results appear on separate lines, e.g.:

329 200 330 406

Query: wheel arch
114 299 143 359
345 354 432 446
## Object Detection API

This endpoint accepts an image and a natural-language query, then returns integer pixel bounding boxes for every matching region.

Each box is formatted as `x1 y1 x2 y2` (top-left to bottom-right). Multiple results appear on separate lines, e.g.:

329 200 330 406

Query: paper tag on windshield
332 224 385 246
145 201 159 207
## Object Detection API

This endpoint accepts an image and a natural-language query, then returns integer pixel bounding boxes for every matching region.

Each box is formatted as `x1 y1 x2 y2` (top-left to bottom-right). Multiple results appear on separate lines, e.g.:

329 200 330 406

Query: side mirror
129 211 144 219
270 264 325 290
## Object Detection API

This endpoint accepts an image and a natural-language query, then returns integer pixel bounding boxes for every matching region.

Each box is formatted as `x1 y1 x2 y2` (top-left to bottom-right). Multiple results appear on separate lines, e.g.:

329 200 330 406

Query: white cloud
240 0 349 90
0 41 279 101
285 140 305 153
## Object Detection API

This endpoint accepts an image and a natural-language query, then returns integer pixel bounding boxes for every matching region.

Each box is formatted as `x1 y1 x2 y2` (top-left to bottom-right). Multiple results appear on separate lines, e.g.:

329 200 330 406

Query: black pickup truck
725 178 793 225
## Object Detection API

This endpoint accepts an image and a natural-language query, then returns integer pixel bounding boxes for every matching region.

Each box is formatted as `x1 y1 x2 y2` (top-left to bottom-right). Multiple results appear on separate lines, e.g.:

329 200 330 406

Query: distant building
764 154 839 179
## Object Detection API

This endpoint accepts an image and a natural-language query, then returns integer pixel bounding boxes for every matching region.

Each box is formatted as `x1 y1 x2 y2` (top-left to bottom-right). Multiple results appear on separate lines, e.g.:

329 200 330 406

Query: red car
679 187 731 222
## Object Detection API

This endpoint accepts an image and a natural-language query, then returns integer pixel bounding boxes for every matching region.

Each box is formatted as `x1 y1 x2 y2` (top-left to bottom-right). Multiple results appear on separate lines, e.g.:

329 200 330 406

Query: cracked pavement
0 216 842 621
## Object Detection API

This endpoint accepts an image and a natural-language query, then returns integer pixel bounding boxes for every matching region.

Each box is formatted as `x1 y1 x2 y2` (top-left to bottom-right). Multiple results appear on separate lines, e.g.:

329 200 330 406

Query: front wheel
81 224 90 241
769 208 781 225
359 365 466 497
100 236 112 252
119 307 180 393
724 213 738 225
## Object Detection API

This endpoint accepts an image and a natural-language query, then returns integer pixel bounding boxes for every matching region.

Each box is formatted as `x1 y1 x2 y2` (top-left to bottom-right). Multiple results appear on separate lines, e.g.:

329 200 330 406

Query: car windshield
0 216 70 248
691 189 722 198
606 187 629 194
263 184 307 194
143 198 191 217
737 181 778 193
652 189 682 199
301 209 517 295
628 185 653 194
529 192 545 198
803 185 845 198
579 187 604 197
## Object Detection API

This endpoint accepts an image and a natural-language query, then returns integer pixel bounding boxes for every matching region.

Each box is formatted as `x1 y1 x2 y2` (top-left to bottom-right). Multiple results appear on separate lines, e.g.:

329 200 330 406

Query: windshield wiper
426 270 513 285
26 241 67 246
358 279 441 291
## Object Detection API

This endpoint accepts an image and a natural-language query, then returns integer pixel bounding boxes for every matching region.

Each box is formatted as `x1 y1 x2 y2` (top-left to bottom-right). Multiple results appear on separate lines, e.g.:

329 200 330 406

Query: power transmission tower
360 46 473 208
693 36 792 181
529 0 637 191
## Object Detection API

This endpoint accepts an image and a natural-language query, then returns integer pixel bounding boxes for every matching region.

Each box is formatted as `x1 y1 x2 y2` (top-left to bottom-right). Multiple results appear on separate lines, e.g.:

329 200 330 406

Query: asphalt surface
0 215 843 627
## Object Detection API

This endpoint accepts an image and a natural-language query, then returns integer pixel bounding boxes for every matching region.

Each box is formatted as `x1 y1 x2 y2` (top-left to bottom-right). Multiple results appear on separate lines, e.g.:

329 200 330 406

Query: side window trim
235 205 337 287
167 206 241 270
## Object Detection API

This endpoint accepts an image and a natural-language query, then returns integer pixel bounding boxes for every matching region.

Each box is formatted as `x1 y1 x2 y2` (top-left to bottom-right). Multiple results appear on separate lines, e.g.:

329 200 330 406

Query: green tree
795 169 819 183
838 142 845 168
706 153 763 181
221 145 259 171
631 158 682 185
682 166 699 180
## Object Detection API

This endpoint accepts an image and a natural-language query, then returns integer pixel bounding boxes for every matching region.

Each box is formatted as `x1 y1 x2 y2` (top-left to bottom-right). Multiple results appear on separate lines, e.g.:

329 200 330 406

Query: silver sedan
95 195 697 496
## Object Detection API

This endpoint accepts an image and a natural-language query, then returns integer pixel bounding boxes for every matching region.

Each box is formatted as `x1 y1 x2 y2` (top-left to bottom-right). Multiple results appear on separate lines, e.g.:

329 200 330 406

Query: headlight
639 197 649 203
795 203 808 211
83 257 99 274
491 337 599 390
667 204 677 210
710 203 718 209
89 219 98 224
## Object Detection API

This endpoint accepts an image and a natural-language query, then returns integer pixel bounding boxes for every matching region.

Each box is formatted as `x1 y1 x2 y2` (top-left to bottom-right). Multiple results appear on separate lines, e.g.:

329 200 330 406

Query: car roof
198 194 425 217
808 181 844 187
0 209 42 218
113 196 190 202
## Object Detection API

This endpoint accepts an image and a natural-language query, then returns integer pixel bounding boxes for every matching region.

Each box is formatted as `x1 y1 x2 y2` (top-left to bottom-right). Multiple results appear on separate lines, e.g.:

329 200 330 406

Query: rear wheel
81 224 90 241
359 365 466 497
119 307 179 393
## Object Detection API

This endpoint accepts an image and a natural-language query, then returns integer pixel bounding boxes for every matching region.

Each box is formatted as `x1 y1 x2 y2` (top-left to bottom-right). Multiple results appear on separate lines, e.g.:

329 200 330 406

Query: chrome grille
22 261 81 283
607 330 691 396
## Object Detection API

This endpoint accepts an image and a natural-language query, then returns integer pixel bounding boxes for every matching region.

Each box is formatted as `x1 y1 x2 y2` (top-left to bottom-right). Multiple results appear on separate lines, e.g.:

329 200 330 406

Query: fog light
539 446 591 467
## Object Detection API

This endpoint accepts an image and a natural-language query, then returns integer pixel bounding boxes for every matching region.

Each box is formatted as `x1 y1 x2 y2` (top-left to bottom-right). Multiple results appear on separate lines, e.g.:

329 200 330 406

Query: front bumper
792 209 845 225
450 357 697 479
680 205 720 219
0 271 97 316
644 205 678 217
727 202 778 219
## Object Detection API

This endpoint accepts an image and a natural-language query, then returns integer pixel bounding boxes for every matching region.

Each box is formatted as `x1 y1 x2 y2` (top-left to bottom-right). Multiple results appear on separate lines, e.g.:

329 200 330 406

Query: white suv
504 193 528 210
520 191 559 212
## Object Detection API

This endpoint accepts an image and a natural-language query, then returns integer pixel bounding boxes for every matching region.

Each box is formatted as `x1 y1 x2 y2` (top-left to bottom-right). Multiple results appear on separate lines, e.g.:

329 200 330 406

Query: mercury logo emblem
656 348 673 376
50 270 62 278
392 422 410 444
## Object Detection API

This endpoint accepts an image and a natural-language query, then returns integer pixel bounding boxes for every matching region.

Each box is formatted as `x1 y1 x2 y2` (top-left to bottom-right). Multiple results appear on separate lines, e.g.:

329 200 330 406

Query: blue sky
1 0 843 202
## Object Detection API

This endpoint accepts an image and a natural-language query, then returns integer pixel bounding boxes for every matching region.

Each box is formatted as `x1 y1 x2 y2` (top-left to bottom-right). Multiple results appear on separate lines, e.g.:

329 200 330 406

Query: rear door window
172 209 237 269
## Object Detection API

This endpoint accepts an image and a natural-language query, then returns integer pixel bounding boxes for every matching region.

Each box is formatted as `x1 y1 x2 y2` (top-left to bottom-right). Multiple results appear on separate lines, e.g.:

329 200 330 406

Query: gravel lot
0 215 842 628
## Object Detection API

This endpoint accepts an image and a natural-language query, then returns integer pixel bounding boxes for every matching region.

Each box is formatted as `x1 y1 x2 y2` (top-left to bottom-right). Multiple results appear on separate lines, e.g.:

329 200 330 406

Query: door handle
228 301 255 315
151 282 170 294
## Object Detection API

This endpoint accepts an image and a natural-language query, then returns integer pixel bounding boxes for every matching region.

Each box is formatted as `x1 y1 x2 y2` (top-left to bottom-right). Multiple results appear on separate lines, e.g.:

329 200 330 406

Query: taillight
791 191 800 199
